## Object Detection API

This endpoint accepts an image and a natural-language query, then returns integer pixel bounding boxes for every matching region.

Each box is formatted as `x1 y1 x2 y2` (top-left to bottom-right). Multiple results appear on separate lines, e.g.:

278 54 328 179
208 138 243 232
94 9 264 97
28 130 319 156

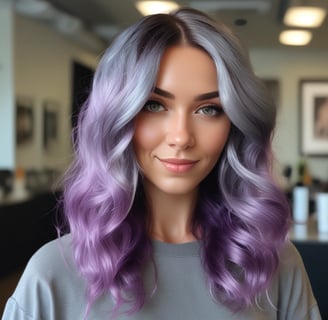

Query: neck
144 183 199 244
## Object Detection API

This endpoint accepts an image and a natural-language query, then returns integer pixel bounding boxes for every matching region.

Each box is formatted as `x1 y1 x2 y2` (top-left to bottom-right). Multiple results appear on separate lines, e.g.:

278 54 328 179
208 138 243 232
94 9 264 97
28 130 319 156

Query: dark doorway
71 61 94 136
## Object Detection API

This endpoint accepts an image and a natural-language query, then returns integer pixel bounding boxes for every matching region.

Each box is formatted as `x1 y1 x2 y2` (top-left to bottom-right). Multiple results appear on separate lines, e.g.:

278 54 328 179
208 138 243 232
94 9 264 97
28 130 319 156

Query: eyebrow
153 87 219 101
195 91 220 101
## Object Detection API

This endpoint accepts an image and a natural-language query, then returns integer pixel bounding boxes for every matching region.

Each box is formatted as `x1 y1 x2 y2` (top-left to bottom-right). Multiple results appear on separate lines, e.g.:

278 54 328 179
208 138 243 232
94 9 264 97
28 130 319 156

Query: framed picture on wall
16 96 34 145
300 79 328 156
43 100 59 152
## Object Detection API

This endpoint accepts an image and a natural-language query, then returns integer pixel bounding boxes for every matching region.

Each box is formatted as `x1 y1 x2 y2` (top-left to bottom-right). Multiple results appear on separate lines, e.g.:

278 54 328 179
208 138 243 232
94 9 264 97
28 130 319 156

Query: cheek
133 117 162 155
199 122 231 157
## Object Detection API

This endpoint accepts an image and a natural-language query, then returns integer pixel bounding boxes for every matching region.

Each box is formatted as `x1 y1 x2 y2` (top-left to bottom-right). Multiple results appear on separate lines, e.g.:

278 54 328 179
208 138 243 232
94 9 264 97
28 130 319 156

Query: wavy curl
62 8 290 317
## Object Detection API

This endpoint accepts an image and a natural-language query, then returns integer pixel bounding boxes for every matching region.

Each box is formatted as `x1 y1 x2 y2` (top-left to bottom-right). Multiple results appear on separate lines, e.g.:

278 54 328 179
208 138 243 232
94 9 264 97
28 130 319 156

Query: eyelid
143 99 166 112
198 102 222 110
147 94 166 106
196 104 224 116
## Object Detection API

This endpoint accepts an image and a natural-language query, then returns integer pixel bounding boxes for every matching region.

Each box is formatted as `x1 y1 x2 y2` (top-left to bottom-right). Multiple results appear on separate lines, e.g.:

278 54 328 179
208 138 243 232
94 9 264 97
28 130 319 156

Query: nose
165 112 195 149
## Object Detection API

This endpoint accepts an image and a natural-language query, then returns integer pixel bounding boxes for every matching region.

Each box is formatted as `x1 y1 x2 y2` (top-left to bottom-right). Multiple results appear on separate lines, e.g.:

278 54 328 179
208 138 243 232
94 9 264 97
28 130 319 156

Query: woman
2 8 321 320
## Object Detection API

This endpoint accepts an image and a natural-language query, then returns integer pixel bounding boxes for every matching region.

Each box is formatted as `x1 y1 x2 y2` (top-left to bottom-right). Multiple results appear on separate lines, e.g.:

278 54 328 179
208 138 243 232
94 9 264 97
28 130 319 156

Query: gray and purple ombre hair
62 7 290 317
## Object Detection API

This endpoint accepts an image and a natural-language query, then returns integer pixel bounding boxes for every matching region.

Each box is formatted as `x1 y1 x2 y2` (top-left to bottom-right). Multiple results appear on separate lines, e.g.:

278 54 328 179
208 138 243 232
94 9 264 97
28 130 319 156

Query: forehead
155 46 218 92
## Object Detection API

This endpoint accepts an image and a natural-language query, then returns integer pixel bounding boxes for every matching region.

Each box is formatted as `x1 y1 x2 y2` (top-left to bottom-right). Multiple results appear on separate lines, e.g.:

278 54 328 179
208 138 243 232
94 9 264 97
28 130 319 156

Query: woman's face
133 46 231 197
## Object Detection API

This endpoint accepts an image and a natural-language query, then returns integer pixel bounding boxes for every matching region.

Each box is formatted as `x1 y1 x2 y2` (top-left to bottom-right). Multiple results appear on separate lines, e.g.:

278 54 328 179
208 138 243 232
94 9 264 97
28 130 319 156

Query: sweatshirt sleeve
2 297 34 320
1 236 86 320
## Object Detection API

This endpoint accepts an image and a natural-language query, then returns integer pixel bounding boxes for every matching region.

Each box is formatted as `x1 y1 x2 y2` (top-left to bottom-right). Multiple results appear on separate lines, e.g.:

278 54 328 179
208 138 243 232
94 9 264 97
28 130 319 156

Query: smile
158 158 199 173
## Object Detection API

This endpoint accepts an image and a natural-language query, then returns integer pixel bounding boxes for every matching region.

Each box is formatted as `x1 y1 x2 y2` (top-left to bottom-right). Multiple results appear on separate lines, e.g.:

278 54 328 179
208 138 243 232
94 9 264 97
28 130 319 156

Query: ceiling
21 0 328 51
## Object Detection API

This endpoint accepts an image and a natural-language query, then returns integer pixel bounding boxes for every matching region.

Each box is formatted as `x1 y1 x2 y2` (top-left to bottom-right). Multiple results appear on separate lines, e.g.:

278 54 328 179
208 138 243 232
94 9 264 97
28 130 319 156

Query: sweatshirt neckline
152 239 201 257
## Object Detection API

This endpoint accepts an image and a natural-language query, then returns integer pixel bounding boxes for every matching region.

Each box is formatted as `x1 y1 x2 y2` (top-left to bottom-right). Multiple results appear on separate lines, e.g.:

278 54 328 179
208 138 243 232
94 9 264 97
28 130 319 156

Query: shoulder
19 234 83 295
278 240 303 267
276 240 310 288
25 234 74 273
15 234 81 294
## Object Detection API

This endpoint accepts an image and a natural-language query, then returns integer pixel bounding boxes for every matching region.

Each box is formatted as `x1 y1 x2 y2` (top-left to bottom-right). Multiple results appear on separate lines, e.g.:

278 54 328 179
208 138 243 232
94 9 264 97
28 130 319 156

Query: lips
158 158 198 173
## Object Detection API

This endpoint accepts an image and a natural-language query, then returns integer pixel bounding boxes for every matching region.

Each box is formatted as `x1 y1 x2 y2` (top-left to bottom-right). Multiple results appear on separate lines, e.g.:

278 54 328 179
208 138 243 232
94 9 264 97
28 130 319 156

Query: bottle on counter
10 167 29 201
292 160 311 223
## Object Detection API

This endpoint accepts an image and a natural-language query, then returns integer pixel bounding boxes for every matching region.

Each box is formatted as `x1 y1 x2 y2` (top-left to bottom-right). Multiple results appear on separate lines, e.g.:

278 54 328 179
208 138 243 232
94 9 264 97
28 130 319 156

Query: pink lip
158 158 198 173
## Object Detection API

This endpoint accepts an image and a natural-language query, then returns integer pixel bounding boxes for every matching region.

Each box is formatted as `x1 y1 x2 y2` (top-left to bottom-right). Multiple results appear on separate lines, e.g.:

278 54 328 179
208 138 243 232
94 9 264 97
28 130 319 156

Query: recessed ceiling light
136 1 179 16
284 6 326 28
279 30 312 46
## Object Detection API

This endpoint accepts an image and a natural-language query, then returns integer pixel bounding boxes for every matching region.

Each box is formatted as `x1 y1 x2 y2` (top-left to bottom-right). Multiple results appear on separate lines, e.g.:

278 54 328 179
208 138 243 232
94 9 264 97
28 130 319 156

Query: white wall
250 48 328 182
0 2 15 169
14 14 98 172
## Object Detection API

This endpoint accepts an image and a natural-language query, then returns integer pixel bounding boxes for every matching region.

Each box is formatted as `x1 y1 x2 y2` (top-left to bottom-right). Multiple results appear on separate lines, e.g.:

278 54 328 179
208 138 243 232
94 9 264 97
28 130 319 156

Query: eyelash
143 100 165 113
143 100 223 117
196 105 223 117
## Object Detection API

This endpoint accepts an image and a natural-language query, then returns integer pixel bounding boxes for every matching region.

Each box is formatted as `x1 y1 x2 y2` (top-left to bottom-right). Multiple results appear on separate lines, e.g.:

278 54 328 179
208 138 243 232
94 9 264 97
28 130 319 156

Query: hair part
62 7 290 317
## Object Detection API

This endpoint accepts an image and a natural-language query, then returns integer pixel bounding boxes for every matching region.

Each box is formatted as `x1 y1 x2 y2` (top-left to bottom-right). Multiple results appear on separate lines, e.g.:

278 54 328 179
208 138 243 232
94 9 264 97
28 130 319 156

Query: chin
155 181 200 196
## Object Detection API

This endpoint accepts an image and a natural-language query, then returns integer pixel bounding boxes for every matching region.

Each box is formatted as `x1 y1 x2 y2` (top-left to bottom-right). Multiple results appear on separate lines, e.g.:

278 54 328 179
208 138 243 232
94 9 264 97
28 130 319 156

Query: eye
143 100 165 113
196 105 223 117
